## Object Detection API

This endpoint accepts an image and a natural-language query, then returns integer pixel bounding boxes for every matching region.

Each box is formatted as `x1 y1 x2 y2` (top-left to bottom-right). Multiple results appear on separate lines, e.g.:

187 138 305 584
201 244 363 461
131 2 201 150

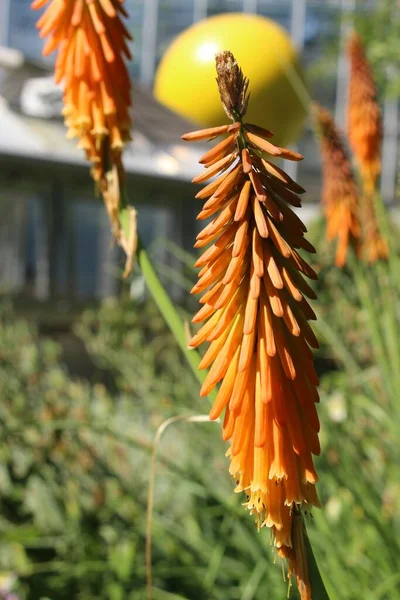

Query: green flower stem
305 530 336 600
119 207 213 396
136 236 211 391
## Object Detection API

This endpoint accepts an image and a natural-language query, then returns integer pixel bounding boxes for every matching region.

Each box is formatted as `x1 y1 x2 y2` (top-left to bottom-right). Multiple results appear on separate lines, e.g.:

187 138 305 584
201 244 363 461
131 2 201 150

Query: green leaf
24 477 64 533
305 528 336 600
106 582 125 600
109 539 136 582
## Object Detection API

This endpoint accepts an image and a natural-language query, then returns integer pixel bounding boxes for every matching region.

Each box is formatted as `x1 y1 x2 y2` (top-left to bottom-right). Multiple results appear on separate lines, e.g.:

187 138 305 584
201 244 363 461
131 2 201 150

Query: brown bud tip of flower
215 51 250 121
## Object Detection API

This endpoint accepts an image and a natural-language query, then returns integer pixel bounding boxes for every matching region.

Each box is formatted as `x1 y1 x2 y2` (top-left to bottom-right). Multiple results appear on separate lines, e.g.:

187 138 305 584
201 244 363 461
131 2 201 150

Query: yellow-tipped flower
347 32 382 195
314 104 360 267
183 52 320 597
32 0 136 273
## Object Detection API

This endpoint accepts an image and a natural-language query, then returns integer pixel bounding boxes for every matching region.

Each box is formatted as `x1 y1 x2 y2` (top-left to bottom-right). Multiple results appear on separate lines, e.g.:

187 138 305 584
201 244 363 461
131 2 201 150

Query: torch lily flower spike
32 0 137 274
183 51 321 599
314 104 361 267
347 32 382 196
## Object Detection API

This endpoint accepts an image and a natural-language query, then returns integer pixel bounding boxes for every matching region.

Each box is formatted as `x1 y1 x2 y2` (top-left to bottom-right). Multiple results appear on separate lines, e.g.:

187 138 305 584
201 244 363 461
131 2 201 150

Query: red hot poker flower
183 51 320 599
32 0 132 184
347 32 382 195
314 104 361 267
32 0 135 272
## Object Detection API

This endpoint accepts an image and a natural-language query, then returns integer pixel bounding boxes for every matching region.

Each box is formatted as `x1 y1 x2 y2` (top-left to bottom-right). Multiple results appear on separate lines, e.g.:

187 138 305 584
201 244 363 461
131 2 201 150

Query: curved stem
136 235 218 403
146 415 219 600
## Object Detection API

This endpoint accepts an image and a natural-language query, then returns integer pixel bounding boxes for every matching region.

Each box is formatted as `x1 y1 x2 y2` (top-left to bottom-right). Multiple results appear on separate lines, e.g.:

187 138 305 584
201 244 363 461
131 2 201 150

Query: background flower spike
33 0 136 276
313 104 361 267
347 31 382 197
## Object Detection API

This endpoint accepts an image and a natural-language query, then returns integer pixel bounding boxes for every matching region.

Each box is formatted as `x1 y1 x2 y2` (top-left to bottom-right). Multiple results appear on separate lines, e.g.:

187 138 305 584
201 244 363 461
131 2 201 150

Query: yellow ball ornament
154 13 308 146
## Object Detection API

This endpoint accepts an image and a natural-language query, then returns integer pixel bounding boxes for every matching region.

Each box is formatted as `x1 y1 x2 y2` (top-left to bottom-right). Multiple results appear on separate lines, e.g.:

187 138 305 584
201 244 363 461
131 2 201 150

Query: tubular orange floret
314 104 361 267
33 0 135 273
184 51 319 599
347 31 382 195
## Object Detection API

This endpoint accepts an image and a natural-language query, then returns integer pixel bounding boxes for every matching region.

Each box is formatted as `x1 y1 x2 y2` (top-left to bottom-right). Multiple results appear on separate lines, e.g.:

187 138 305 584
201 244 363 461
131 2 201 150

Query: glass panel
296 3 341 202
8 0 50 62
126 0 145 78
71 201 103 299
0 183 52 299
158 1 197 65
207 0 243 16
0 186 32 295
257 0 291 31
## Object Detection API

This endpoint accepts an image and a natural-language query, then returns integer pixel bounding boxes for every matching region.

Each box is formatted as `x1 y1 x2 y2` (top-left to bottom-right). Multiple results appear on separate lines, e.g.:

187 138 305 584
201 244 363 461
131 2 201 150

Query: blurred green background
0 1 399 599
0 216 400 599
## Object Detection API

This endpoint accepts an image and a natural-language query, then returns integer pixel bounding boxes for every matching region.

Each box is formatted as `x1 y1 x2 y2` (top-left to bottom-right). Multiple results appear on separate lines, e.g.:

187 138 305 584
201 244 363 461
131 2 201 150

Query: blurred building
1 1 342 81
0 0 398 304
0 48 200 302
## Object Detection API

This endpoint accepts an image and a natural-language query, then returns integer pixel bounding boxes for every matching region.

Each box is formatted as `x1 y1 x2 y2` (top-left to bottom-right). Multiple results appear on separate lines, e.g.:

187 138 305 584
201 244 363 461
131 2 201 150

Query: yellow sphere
154 13 308 146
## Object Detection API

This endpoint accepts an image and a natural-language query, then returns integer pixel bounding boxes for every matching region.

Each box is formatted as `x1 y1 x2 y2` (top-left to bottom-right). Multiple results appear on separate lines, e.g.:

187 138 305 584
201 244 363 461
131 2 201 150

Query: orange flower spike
183 51 320 599
32 0 132 185
33 0 137 275
315 104 387 264
314 104 361 267
347 32 382 195
346 34 389 263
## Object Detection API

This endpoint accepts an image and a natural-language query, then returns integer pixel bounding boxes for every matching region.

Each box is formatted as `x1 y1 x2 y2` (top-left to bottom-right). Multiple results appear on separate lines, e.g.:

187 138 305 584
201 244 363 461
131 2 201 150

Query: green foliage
0 302 152 599
354 0 400 99
308 1 400 100
0 301 295 599
307 215 400 600
1 207 400 599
